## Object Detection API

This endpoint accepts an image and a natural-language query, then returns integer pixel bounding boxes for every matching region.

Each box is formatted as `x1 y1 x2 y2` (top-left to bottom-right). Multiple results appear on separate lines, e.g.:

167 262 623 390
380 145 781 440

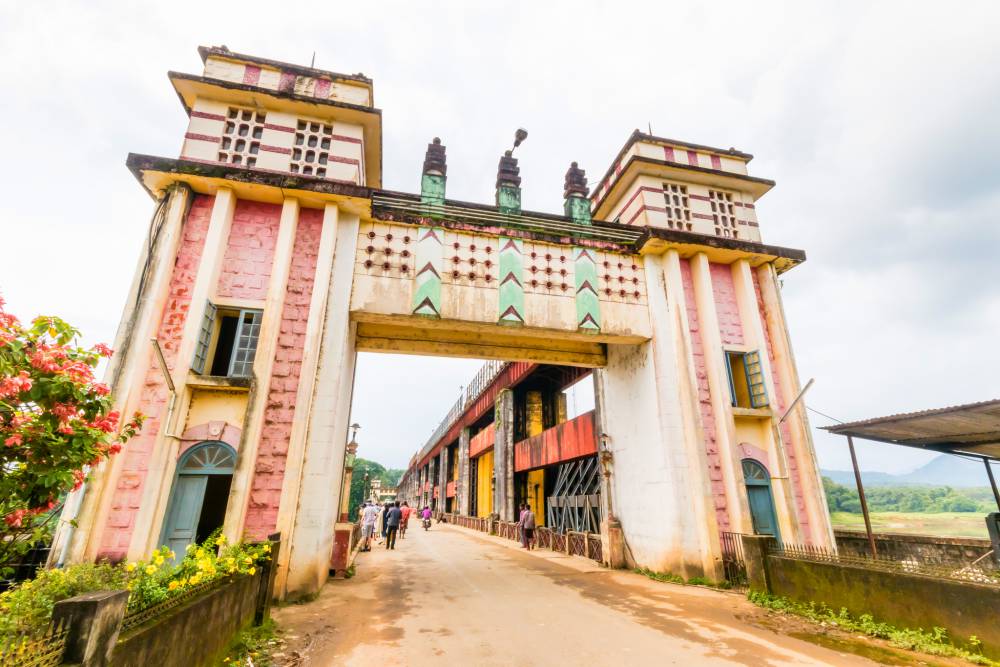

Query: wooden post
847 436 877 557
984 458 1000 512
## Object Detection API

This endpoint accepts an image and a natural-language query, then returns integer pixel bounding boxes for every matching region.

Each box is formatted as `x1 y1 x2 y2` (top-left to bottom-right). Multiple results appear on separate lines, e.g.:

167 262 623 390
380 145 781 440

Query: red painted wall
468 427 494 459
244 208 322 539
680 259 730 532
98 195 215 560
709 262 744 345
513 411 597 472
216 201 281 300
752 271 811 536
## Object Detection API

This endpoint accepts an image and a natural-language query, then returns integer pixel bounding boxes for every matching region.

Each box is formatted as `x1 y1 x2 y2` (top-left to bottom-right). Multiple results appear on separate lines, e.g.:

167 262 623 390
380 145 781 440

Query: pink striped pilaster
243 65 261 85
314 78 331 99
687 150 698 166
663 146 676 162
711 155 722 169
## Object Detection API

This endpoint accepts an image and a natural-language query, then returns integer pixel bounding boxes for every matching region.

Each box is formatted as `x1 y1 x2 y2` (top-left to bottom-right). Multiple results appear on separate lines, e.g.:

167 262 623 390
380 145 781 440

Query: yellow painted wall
184 389 248 431
475 450 494 518
527 469 545 527
526 391 544 436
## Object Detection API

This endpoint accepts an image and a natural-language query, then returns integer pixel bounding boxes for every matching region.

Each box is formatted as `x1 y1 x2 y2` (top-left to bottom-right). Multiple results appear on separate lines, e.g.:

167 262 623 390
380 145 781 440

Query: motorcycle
422 517 431 531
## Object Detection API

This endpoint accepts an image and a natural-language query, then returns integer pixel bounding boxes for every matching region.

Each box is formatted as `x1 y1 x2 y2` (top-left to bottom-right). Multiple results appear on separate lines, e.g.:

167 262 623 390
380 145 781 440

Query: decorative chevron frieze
497 237 525 325
411 227 443 317
574 247 601 332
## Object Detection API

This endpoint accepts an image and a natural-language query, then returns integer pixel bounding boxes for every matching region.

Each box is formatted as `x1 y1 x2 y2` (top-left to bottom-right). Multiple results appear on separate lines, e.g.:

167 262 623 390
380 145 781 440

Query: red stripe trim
689 194 710 202
260 145 292 154
625 204 666 225
617 185 664 216
191 110 225 122
745 203 756 209
331 134 362 144
692 213 714 221
264 123 295 133
327 155 360 165
184 132 220 143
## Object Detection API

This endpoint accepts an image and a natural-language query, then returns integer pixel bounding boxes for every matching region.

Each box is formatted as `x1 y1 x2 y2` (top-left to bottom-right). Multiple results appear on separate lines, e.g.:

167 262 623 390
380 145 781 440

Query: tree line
822 477 997 514
347 458 405 520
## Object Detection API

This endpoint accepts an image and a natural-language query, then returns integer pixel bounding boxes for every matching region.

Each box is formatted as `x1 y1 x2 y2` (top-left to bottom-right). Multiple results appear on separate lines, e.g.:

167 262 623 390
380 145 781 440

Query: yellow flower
153 555 164 566
145 565 157 575
215 534 227 546
262 544 271 553
243 556 253 565
125 563 136 572
167 550 176 560
248 567 256 576
189 573 202 585
167 580 180 591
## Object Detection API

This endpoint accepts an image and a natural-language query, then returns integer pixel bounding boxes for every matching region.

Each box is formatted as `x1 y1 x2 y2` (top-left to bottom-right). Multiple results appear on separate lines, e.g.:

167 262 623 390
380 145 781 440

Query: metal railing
443 515 604 564
0 620 68 667
121 577 229 633
769 541 1000 588
416 360 507 462
720 531 749 592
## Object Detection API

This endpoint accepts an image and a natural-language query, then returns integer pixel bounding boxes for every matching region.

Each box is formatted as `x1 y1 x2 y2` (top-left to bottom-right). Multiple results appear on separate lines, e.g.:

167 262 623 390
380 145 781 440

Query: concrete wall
113 572 261 667
765 555 1000 659
835 530 994 565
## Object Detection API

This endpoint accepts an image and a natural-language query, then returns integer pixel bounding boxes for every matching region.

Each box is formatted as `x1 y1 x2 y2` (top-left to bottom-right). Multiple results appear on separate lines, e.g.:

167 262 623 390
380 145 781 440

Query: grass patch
830 511 989 539
345 564 356 579
634 567 731 589
221 619 279 666
748 591 995 666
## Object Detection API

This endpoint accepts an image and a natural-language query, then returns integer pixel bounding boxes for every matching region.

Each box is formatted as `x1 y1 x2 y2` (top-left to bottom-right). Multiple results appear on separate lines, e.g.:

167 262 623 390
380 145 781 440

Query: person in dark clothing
385 501 403 550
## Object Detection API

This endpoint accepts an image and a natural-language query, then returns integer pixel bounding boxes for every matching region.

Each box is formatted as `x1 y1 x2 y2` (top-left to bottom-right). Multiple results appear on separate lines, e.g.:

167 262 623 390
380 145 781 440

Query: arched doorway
741 458 780 540
160 441 236 555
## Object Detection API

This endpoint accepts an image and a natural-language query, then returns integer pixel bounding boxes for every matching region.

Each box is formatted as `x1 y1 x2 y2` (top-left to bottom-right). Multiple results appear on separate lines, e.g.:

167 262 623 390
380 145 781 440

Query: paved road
273 523 876 666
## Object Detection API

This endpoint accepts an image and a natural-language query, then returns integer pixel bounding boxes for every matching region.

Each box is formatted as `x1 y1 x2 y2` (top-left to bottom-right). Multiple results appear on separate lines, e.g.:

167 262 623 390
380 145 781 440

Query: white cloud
1 0 997 471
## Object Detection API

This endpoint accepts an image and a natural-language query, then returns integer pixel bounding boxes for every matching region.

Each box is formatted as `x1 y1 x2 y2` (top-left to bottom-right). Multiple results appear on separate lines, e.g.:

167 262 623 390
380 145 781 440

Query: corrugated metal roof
823 398 1000 460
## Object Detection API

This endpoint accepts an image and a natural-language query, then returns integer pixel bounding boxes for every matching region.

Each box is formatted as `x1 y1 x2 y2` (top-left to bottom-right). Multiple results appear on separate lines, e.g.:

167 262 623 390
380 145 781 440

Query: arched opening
741 458 780 541
160 441 236 555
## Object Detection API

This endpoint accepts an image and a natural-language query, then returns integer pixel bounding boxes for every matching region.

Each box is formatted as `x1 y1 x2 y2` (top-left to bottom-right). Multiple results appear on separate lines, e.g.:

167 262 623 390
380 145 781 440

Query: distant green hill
822 454 996 488
348 458 405 520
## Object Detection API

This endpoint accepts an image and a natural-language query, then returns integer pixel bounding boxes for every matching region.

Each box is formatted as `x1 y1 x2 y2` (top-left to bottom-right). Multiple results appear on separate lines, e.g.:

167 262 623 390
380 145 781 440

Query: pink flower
58 426 75 435
92 343 114 357
72 469 86 491
4 509 27 528
0 371 32 399
92 383 111 396
52 403 78 419
4 434 23 447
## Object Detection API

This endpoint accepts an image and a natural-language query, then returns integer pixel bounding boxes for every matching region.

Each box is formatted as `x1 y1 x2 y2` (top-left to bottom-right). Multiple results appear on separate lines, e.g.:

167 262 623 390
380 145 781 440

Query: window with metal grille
290 120 334 178
724 349 769 409
191 304 262 378
709 190 737 238
219 107 267 168
661 183 692 230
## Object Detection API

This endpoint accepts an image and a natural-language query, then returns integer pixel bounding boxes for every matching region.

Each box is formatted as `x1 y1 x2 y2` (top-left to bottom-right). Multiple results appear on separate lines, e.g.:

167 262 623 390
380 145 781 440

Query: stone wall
835 530 993 564
113 572 261 667
765 554 1000 659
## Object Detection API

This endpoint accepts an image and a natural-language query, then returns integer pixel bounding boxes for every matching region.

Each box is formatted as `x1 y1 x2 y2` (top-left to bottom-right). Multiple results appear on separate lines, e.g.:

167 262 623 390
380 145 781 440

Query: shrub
0 532 272 642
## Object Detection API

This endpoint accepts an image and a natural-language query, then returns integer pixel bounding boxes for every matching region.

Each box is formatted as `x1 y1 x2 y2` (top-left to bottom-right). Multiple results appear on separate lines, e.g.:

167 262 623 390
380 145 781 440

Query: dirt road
272 523 878 666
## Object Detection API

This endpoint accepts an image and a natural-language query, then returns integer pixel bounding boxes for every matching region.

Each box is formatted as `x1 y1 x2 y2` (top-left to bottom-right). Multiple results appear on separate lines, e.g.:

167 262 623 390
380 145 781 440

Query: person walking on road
400 501 412 539
385 501 403 550
360 501 379 552
522 503 537 550
517 503 528 548
375 502 387 545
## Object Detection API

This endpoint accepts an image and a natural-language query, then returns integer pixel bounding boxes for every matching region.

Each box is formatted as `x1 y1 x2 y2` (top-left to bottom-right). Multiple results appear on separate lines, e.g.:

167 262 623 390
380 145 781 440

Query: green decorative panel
411 227 443 317
497 186 522 215
573 247 601 332
421 173 446 215
497 237 524 325
564 195 592 226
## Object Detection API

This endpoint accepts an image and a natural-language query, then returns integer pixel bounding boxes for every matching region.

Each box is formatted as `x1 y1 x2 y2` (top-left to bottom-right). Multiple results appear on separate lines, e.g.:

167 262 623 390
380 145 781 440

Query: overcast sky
2 2 998 473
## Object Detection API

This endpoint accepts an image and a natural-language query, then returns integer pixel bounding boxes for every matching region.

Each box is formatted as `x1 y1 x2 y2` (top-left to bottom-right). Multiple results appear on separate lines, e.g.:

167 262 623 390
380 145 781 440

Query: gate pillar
595 251 723 580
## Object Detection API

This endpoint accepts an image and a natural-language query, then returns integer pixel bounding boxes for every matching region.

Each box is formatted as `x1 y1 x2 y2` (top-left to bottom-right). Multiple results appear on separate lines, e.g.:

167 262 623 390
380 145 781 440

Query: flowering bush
0 294 143 573
0 532 273 642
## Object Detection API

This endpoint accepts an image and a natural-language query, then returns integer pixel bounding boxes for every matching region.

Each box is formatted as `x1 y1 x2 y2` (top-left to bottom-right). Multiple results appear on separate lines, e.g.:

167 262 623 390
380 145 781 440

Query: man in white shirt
361 501 379 552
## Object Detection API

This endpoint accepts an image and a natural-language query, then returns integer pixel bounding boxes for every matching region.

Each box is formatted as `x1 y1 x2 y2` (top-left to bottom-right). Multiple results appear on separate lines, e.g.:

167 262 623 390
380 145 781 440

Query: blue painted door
742 459 780 540
163 475 208 556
